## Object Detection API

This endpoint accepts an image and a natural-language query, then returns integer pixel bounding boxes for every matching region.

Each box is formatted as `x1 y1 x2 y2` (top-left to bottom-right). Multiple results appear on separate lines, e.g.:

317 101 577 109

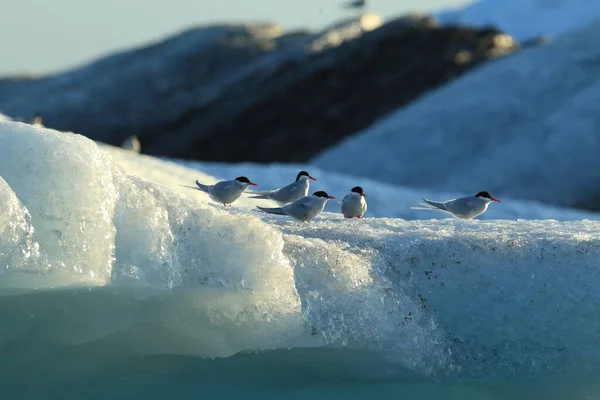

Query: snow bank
311 21 600 212
2 121 600 381
436 0 600 40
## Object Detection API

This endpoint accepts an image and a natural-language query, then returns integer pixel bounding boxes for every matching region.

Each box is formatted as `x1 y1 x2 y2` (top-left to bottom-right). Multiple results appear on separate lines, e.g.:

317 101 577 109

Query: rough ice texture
0 123 117 286
436 0 600 40
311 21 600 212
1 121 600 380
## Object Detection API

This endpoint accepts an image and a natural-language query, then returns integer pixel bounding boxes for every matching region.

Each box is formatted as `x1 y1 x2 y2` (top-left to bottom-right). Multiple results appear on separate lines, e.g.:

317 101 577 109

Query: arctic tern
341 186 367 219
248 170 317 206
411 191 501 219
255 191 335 222
183 176 258 206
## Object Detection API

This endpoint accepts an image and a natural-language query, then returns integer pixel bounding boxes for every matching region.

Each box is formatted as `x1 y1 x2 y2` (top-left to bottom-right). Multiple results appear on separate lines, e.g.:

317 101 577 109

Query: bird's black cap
351 186 366 196
313 191 331 198
475 191 493 199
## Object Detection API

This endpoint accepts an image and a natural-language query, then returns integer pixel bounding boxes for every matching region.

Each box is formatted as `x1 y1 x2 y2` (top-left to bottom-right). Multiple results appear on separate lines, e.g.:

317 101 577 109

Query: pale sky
0 0 470 75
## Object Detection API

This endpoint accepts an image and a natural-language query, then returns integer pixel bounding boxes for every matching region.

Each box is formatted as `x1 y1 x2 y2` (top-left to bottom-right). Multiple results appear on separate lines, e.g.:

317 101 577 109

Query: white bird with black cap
247 170 317 206
183 176 258 206
255 191 336 222
341 186 368 219
410 191 501 219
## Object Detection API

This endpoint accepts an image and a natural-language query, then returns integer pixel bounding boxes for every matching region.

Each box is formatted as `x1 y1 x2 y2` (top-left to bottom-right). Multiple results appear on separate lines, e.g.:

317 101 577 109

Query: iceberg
2 121 600 398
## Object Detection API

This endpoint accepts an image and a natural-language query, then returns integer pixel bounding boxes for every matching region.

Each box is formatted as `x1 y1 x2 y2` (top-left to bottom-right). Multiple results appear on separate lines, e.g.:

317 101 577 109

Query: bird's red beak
362 193 367 197
327 195 336 199
491 197 500 202
250 182 258 186
309 175 317 181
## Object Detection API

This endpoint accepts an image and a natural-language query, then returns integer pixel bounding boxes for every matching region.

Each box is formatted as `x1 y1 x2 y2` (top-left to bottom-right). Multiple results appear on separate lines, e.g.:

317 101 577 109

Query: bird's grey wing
289 203 314 218
285 197 316 218
256 206 287 215
193 180 212 193
444 197 471 214
421 198 448 211
341 195 351 215
210 181 230 196
247 189 277 197
269 182 302 203
212 181 245 202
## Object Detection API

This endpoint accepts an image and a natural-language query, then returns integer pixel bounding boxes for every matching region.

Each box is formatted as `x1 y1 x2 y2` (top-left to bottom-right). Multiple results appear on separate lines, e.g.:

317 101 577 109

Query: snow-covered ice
311 21 600 212
1 121 600 387
165 159 599 221
436 0 600 41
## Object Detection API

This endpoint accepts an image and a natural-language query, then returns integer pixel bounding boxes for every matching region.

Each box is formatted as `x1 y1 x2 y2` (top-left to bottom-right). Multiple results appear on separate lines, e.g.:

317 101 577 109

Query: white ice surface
2 121 600 380
166 159 599 222
311 21 600 211
436 0 600 40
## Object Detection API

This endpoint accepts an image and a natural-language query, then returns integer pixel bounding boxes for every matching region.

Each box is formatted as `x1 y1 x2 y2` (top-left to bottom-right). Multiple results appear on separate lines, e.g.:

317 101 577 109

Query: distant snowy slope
0 15 520 165
312 21 600 211
0 23 291 144
437 0 600 40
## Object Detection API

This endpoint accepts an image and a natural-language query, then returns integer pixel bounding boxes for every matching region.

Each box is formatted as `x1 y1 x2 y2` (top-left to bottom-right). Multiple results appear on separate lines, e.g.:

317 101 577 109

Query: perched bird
410 191 501 219
32 114 44 127
341 186 367 219
256 191 335 222
183 176 258 206
247 170 317 206
121 135 141 153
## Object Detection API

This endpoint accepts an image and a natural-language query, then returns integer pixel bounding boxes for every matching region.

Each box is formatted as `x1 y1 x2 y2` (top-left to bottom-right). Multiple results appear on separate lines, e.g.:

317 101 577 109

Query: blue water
2 287 600 400
4 349 600 399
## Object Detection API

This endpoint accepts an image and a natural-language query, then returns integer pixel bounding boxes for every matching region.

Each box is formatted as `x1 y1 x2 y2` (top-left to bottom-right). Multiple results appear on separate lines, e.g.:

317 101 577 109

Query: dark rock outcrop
0 23 307 141
0 14 520 163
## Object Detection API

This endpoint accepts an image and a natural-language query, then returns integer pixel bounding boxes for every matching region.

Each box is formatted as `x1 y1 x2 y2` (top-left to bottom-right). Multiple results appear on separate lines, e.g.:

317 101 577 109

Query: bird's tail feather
256 206 287 215
247 190 275 197
180 184 199 191
409 205 437 211
409 199 448 211
248 193 271 200
194 180 211 193
180 181 210 193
